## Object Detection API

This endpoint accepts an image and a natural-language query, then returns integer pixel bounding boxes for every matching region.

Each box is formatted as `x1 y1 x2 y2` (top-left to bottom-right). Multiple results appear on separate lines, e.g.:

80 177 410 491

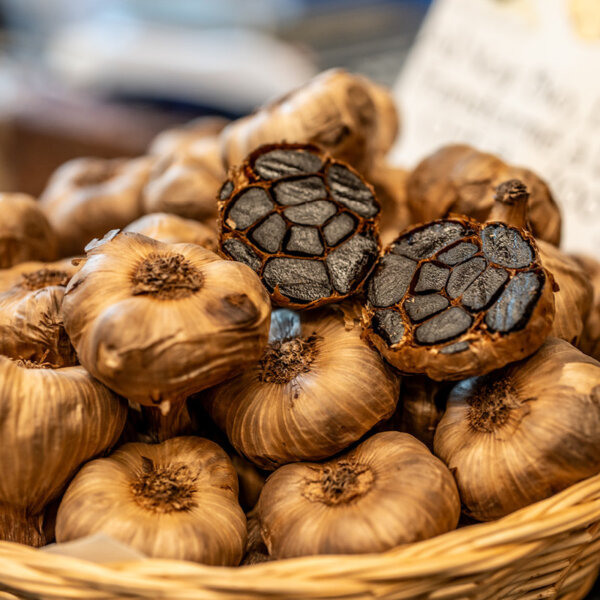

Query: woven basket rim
1 471 599 599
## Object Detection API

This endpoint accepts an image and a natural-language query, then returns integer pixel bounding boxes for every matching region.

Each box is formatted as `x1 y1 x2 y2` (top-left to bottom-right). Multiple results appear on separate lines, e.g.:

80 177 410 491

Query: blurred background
0 0 598 597
0 0 428 196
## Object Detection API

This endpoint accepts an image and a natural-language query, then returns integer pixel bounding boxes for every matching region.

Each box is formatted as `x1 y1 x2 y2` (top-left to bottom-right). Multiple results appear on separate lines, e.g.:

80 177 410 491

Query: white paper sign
391 0 600 254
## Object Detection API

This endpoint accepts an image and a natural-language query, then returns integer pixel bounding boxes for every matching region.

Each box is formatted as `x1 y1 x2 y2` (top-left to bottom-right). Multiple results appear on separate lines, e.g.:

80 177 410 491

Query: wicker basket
0 473 599 600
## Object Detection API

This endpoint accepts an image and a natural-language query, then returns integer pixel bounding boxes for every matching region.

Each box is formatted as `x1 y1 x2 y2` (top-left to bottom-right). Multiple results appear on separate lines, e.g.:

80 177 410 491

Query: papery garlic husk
406 144 561 246
0 258 80 366
257 431 460 558
377 376 450 450
572 254 600 361
61 231 271 411
536 240 593 345
0 193 58 267
148 116 230 157
0 356 126 546
124 212 217 251
55 437 246 565
242 508 271 565
39 156 153 256
220 69 399 173
142 137 224 222
186 401 267 510
202 307 400 470
434 337 600 522
367 161 413 247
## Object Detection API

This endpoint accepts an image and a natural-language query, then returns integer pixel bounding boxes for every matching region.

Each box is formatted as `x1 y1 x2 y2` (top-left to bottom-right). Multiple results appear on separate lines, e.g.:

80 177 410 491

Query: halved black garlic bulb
362 210 555 380
218 143 380 309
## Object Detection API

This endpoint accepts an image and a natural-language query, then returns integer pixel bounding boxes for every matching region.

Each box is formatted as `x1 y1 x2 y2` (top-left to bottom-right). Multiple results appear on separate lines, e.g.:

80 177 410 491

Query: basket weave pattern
0 473 599 599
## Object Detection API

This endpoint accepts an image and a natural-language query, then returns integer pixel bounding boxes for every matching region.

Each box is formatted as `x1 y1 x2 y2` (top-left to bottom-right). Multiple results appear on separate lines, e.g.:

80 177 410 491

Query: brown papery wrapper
257 432 459 558
0 357 126 546
434 338 600 521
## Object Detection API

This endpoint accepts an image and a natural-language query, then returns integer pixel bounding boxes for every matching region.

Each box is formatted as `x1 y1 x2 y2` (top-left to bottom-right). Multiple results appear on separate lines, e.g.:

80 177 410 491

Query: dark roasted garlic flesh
434 338 600 521
202 308 399 470
362 193 556 380
219 143 380 309
256 432 459 558
56 437 246 565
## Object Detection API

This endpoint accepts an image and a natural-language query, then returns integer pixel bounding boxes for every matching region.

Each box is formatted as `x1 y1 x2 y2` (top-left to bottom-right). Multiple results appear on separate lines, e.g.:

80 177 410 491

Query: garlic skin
61 231 271 406
148 116 230 157
220 69 398 173
434 338 600 522
537 240 593 345
0 259 79 366
203 308 400 470
0 357 126 546
0 193 58 267
572 254 600 361
56 437 246 566
367 162 412 247
124 212 217 251
406 145 561 246
243 509 270 565
142 137 224 223
39 156 153 256
257 431 460 558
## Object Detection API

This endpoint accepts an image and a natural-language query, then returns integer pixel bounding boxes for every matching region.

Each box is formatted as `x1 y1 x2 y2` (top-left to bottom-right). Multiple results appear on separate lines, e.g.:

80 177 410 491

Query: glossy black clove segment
263 258 332 303
371 309 404 346
253 148 323 180
482 224 533 268
485 272 542 332
227 188 273 230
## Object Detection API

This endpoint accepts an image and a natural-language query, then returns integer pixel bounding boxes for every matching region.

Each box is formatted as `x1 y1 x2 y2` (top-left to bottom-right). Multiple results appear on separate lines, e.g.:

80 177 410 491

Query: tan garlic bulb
142 137 224 222
148 116 230 157
220 69 398 173
536 240 592 345
573 254 600 361
0 193 58 267
202 307 400 470
367 161 412 246
434 338 600 522
0 258 79 366
61 231 271 437
0 356 126 546
39 156 153 256
257 431 460 558
124 212 217 251
56 437 246 565
406 145 561 246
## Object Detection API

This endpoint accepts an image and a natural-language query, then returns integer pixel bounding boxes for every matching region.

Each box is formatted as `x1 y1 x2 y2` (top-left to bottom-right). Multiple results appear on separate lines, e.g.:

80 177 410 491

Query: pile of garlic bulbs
0 69 599 566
